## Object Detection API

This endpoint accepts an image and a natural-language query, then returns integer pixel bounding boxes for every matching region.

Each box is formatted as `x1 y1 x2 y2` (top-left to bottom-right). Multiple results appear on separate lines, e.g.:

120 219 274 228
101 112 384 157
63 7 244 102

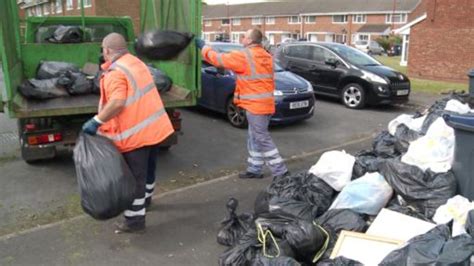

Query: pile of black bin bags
18 60 173 100
216 93 474 266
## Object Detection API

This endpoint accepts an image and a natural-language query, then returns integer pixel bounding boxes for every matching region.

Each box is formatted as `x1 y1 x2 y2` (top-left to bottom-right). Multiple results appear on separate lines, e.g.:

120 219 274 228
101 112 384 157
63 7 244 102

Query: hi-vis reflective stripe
243 49 257 75
124 209 145 217
248 157 265 166
125 82 155 107
133 198 145 206
108 108 167 141
236 73 273 81
216 54 225 67
146 183 155 190
268 157 283 165
111 64 156 107
235 92 273 100
249 148 279 158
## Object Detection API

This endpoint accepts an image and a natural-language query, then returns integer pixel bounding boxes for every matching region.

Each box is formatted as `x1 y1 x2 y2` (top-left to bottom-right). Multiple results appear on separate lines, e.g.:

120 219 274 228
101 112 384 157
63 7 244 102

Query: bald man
196 29 289 180
82 33 174 233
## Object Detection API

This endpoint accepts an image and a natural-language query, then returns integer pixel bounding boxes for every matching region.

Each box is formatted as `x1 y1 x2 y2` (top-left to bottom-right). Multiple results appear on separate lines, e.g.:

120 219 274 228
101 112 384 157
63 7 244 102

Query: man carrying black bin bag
82 33 174 233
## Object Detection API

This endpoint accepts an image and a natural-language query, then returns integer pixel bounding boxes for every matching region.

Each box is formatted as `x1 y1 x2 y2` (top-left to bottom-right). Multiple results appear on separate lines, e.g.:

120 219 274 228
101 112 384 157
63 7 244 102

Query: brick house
202 0 421 45
395 0 474 82
18 0 140 33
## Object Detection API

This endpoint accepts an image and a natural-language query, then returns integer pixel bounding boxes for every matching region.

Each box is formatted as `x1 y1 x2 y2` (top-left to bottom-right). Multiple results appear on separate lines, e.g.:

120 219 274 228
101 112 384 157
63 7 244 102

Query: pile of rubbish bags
216 94 474 265
18 60 172 100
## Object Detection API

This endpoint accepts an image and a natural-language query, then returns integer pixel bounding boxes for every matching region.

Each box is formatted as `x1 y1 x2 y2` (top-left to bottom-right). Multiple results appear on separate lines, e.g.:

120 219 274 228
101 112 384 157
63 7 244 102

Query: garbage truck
0 0 201 163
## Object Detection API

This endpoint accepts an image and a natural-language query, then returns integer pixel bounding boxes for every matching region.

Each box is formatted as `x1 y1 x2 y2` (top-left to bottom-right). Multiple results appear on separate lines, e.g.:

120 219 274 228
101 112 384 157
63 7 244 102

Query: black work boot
114 221 146 234
273 171 290 181
239 171 264 179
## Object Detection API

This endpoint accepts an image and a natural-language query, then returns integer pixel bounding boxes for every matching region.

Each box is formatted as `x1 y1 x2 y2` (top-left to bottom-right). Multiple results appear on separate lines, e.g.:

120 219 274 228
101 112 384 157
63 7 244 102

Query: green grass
375 56 468 94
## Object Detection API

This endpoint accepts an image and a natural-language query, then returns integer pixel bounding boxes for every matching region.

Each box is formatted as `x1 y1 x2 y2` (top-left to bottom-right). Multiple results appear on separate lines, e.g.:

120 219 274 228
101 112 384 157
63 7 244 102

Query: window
386 13 407 24
43 4 49 15
265 17 275 24
50 2 55 14
358 34 369 41
78 0 92 8
204 20 212 27
67 0 73 10
252 17 263 25
231 33 241 43
221 19 230 25
288 16 301 24
334 34 347 44
231 18 241 25
27 8 32 16
308 46 326 62
36 5 42 16
332 15 348 23
56 0 62 13
352 14 366 23
304 16 316 23
286 45 310 59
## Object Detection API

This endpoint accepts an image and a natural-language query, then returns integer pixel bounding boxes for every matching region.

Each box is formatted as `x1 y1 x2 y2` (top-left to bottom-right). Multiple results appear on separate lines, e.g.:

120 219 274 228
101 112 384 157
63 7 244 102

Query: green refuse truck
0 0 201 162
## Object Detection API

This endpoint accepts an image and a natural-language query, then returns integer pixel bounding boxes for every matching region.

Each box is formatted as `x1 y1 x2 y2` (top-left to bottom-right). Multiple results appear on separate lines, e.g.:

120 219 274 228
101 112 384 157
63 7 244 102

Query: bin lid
469 69 474 77
444 114 474 132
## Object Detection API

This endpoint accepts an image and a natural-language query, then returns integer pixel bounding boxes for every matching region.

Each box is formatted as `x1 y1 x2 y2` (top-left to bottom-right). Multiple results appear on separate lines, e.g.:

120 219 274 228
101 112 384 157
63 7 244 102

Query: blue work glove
195 38 205 49
82 116 102 135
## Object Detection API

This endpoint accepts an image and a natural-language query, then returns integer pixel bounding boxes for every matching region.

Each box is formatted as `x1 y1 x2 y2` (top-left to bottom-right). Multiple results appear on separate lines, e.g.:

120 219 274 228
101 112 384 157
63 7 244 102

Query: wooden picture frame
330 231 404 265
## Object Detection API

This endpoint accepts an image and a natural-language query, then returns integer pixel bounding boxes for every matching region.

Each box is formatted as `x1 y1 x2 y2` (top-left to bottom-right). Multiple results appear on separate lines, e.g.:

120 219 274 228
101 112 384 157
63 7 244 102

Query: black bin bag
18 78 69 100
217 198 255 247
135 30 194 60
37 61 80 79
74 133 136 220
47 25 84 43
148 66 173 93
380 225 474 266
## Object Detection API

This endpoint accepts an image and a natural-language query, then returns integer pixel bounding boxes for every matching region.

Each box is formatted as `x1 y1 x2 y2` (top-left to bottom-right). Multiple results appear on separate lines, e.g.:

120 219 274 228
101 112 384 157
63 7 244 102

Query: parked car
388 44 402 56
199 42 316 128
354 40 384 55
276 42 410 109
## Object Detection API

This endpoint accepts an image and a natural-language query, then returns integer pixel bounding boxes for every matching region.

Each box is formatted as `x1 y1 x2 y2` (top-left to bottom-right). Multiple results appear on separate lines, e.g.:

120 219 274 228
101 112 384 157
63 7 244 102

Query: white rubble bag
308 150 355 191
388 114 426 135
402 117 455 173
433 195 474 237
329 172 393 215
444 99 471 114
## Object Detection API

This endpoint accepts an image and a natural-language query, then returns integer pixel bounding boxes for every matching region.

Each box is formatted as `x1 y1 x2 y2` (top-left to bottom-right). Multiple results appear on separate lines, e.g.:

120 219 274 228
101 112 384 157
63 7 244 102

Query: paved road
0 97 421 231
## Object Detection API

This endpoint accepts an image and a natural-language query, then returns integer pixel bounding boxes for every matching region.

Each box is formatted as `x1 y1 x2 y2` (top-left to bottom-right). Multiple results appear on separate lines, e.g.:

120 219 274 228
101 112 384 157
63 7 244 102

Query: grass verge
375 56 468 94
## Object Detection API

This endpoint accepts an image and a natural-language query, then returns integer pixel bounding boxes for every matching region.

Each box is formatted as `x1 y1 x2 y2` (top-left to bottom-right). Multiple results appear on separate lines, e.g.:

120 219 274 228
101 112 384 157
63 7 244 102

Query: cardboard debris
367 208 436 242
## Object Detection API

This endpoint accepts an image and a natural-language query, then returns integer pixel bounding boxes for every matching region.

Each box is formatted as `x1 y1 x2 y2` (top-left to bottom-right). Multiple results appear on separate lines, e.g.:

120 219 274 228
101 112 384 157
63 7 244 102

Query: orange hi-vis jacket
202 44 275 115
98 53 174 153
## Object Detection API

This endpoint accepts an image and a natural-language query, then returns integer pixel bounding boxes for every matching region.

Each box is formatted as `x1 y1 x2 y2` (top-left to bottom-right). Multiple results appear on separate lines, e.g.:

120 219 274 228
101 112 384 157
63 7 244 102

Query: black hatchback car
275 42 410 109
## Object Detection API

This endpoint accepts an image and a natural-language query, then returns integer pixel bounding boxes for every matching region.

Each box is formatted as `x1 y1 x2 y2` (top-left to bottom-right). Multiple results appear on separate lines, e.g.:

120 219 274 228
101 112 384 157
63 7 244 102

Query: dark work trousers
122 144 159 228
146 146 159 200
246 111 288 177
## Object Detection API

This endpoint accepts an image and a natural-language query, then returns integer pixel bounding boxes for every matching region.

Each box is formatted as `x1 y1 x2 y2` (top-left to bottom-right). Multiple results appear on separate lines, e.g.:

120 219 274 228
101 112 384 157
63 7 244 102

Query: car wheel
226 98 248 128
342 83 366 109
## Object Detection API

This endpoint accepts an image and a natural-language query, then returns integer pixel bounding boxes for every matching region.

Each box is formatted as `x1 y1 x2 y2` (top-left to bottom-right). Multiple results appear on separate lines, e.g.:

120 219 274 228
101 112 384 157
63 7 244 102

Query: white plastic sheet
388 114 426 135
402 118 455 173
329 172 393 215
309 150 355 191
444 99 471 114
433 195 474 237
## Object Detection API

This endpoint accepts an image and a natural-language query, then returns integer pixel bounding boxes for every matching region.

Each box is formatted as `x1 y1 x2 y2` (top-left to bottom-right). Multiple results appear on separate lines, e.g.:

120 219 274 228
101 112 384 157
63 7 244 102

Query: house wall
203 12 409 45
408 0 474 82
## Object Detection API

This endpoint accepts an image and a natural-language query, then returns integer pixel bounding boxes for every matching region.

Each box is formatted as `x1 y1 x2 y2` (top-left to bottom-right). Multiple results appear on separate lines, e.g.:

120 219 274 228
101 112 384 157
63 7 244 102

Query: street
0 92 439 265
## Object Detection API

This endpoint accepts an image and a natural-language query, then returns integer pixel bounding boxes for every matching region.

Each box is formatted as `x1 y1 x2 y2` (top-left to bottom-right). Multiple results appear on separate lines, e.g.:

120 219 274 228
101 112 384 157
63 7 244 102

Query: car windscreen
329 44 381 66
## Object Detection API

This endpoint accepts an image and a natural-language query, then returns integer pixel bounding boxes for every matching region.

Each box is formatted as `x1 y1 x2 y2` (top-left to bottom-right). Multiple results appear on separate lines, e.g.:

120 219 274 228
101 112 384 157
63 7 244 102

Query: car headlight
274 90 284 96
361 70 388 84
304 79 314 92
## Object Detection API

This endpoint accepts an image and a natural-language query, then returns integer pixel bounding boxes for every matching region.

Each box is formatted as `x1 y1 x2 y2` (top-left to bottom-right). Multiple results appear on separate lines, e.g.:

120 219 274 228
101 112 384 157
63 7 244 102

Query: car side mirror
325 58 339 67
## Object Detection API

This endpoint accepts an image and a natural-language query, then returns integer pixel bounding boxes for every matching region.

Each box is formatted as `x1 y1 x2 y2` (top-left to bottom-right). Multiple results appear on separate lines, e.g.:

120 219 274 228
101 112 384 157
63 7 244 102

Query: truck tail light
27 133 62 145
172 111 181 119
